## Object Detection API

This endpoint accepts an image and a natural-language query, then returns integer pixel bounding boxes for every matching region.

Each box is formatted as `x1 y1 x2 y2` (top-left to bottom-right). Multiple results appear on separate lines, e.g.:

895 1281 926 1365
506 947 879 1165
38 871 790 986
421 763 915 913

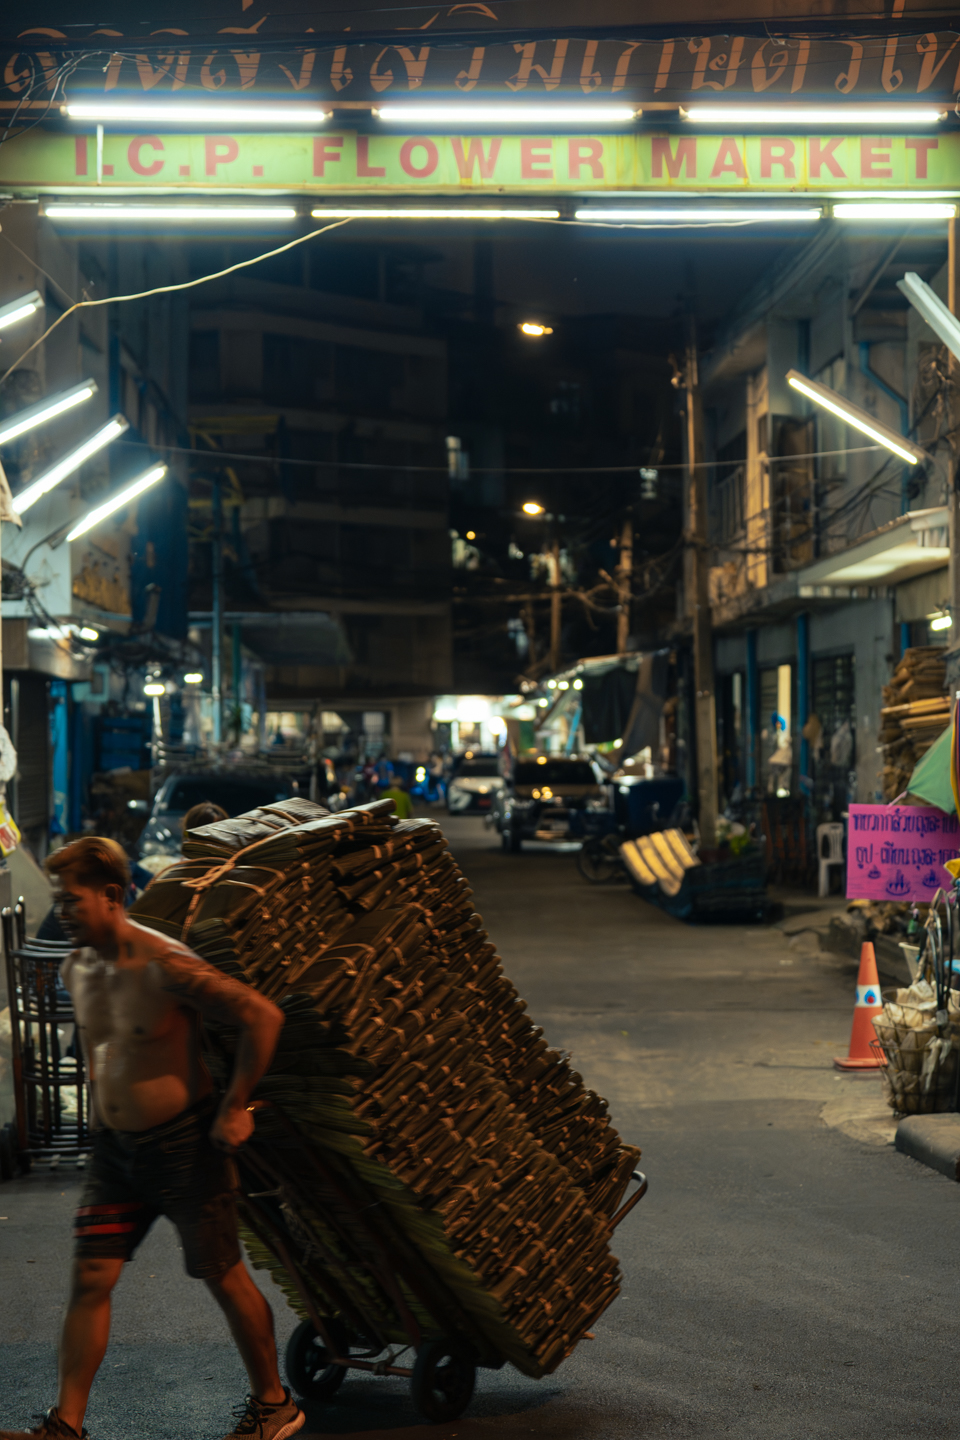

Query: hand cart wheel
410 1338 476 1423
577 836 618 884
284 1318 349 1400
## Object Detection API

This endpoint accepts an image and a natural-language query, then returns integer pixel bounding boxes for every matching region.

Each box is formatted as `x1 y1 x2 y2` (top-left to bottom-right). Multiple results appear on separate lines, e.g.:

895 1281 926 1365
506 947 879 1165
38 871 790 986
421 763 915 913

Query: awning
906 723 955 815
797 508 949 590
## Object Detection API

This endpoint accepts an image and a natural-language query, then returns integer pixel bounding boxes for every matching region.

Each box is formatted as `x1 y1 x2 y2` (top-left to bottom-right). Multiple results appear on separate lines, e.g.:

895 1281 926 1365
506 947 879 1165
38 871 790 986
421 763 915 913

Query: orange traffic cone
834 941 886 1070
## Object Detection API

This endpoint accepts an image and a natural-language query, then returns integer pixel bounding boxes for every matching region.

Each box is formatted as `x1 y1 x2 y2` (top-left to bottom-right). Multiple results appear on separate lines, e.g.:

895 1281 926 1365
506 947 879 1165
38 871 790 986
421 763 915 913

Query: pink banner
846 803 960 901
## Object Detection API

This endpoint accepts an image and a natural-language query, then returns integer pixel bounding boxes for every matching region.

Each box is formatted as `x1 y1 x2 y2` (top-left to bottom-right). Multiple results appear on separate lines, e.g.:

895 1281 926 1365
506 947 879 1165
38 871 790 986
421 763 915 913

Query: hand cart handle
609 1170 647 1232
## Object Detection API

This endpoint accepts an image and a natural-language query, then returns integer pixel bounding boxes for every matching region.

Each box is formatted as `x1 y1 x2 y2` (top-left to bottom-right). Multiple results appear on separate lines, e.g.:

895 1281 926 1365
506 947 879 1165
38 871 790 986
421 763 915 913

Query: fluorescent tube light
833 202 956 220
785 370 926 466
0 380 97 446
13 415 129 514
310 206 559 220
44 204 297 223
576 206 821 224
66 463 167 542
897 271 960 361
376 103 635 125
183 672 204 684
930 613 953 631
685 105 945 126
144 682 165 696
0 290 43 332
64 101 329 126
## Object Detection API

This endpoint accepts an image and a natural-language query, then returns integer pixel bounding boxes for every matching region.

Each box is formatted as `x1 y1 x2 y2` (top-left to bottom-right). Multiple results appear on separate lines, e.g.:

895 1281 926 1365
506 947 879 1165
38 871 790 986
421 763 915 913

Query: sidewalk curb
895 1115 960 1181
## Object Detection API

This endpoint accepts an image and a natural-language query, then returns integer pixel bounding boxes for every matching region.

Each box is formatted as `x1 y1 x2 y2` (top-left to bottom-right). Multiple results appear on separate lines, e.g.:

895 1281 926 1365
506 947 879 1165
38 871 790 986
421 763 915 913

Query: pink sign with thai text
846 803 960 901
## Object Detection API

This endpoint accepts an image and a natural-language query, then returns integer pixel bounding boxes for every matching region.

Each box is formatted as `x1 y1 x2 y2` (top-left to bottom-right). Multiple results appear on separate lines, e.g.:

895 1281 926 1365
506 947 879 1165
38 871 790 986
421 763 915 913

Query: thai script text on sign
2 131 958 193
847 803 960 902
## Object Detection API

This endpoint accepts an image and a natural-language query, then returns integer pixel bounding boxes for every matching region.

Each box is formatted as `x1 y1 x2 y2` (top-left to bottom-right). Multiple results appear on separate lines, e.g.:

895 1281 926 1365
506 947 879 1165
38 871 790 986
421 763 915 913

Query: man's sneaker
220 1390 305 1440
0 1407 89 1439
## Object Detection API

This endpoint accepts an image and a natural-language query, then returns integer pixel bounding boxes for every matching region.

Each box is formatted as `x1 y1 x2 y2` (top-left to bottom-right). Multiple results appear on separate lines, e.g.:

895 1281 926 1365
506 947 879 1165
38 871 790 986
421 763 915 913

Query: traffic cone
834 941 886 1070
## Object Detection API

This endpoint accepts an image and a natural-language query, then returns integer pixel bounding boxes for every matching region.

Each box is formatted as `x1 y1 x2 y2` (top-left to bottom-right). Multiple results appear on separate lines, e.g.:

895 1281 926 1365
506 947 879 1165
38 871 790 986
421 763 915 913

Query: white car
446 754 503 813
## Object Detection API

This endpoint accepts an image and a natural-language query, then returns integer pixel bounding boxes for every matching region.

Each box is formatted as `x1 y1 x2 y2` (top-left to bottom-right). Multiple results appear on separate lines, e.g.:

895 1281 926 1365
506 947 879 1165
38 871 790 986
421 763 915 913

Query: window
189 331 220 400
262 334 334 408
811 653 856 820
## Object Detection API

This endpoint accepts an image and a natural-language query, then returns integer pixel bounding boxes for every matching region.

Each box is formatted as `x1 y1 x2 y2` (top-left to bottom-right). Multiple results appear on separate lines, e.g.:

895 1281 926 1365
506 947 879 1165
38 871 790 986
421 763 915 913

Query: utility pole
211 477 223 748
948 218 960 641
684 328 718 847
549 539 561 673
616 511 633 654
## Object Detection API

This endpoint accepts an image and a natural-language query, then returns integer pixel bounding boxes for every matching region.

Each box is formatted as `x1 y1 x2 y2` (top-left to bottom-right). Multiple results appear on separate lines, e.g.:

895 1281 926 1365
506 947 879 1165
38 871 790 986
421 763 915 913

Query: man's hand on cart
210 1101 256 1153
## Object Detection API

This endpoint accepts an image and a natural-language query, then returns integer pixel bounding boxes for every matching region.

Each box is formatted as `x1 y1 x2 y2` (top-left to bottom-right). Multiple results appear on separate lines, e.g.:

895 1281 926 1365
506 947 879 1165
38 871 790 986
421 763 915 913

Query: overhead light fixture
522 501 545 515
834 201 955 221
785 370 926 466
897 271 960 360
0 290 43 333
79 626 99 642
576 206 822 224
310 206 559 220
144 681 165 697
0 379 97 447
684 105 945 126
45 204 298 223
930 613 953 632
13 414 129 514
183 672 204 685
520 322 553 336
375 103 636 125
64 101 330 126
66 462 167 542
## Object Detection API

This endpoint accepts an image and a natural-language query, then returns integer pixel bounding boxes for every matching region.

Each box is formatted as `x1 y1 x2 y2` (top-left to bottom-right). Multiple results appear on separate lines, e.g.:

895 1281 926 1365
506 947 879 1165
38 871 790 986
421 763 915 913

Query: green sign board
0 129 957 193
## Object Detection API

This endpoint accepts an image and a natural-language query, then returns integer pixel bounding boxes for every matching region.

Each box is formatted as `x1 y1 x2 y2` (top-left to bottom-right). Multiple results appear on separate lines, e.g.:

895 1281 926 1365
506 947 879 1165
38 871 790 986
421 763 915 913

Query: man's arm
155 948 284 1152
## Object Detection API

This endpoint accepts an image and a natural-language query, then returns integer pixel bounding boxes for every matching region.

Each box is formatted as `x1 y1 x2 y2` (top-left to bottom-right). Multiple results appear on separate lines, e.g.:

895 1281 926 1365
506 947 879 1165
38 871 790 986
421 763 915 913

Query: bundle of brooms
131 797 640 1378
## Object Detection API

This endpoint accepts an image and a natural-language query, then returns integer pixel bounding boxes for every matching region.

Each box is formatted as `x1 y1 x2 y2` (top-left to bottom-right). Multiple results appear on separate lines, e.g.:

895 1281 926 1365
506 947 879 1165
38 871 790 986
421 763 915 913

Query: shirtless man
0 836 304 1440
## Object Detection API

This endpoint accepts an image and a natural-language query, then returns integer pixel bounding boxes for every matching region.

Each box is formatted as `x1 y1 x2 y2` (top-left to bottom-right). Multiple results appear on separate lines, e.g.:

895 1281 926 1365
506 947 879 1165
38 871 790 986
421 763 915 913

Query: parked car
446 752 503 814
490 756 605 851
137 769 296 864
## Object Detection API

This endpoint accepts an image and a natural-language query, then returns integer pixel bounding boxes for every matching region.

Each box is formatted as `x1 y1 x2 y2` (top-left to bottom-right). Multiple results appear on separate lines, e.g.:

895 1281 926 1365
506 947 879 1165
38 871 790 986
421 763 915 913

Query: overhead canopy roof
797 508 949 589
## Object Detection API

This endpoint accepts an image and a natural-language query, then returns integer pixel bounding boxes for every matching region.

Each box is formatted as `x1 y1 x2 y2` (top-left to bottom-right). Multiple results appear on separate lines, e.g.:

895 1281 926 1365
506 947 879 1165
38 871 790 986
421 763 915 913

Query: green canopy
906 722 955 815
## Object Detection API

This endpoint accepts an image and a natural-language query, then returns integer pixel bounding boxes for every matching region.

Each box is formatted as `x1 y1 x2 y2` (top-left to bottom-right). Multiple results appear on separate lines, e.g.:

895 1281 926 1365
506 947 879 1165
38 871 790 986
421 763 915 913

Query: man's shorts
73 1096 242 1280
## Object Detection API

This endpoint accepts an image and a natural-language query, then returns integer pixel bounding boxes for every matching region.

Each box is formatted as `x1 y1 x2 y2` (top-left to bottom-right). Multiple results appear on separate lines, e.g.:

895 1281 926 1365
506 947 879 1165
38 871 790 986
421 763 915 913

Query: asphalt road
1 815 957 1440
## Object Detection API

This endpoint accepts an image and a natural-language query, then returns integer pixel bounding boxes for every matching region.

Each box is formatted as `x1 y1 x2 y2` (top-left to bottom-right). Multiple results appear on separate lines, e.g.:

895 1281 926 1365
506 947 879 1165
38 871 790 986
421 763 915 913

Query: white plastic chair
816 821 845 898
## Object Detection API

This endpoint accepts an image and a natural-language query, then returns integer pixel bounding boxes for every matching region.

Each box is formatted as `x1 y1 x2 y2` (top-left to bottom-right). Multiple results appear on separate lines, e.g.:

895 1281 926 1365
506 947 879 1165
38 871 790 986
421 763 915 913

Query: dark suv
490 757 604 852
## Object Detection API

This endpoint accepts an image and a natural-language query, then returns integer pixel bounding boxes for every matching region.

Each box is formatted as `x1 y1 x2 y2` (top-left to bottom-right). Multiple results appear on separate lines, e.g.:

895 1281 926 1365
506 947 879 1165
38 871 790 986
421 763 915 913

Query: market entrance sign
2 129 959 193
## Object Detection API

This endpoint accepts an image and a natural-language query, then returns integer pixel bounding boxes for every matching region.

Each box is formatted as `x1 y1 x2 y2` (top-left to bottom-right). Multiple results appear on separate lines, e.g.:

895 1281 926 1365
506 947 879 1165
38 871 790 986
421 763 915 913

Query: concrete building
0 206 189 851
698 219 950 823
186 249 453 761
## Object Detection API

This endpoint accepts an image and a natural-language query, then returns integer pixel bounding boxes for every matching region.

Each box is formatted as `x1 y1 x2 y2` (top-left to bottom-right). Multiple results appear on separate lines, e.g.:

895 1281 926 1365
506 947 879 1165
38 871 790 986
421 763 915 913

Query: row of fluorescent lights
62 101 948 128
0 295 167 531
43 201 960 225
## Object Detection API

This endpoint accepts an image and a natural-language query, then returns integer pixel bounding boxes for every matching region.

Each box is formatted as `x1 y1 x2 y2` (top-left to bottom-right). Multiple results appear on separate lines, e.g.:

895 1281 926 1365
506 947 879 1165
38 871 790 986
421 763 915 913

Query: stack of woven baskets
131 798 639 1378
871 978 960 1114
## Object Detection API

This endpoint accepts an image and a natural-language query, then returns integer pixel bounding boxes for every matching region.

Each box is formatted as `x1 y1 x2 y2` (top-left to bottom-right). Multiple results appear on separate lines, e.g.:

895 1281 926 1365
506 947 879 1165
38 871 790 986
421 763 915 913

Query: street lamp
12 415 130 514
0 290 43 333
784 370 926 466
519 322 554 336
897 271 960 361
66 463 167 541
522 502 545 516
0 380 97 447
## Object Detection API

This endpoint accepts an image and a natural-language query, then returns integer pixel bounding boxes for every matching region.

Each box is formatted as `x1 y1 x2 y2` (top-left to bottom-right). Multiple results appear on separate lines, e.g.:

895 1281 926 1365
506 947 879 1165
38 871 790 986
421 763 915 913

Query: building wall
188 272 452 704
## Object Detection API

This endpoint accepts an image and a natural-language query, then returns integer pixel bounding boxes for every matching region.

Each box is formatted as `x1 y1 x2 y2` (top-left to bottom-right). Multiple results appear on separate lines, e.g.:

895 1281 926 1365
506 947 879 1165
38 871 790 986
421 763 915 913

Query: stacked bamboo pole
131 799 639 1378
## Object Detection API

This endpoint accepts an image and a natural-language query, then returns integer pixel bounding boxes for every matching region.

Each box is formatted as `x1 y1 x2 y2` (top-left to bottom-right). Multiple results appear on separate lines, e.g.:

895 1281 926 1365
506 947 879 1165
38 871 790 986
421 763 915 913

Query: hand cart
238 1101 647 1424
1 900 87 1177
